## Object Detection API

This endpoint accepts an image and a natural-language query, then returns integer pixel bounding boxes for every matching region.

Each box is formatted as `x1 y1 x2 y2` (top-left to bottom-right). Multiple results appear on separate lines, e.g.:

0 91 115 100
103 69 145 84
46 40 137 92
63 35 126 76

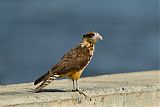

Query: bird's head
82 32 103 44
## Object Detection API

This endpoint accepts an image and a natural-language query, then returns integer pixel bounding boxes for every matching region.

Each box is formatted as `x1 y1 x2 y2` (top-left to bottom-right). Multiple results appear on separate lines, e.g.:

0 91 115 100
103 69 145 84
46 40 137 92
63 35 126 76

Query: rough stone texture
0 70 160 107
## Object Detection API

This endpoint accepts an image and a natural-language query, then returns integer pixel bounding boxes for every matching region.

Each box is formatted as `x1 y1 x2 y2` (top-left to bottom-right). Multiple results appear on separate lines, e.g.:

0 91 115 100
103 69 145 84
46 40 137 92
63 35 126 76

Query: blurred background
0 0 159 84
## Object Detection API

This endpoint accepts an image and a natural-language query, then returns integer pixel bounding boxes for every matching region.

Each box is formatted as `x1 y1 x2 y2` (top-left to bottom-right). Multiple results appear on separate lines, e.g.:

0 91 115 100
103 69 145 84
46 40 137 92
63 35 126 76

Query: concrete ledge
0 70 160 107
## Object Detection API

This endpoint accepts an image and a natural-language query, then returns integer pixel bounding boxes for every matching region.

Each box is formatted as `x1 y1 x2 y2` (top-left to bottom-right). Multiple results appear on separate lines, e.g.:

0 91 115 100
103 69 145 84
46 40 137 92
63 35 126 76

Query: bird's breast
67 69 84 80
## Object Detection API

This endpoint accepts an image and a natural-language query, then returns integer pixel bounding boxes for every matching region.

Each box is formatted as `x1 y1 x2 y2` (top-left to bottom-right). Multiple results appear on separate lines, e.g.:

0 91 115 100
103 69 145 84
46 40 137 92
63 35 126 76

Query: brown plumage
34 32 103 92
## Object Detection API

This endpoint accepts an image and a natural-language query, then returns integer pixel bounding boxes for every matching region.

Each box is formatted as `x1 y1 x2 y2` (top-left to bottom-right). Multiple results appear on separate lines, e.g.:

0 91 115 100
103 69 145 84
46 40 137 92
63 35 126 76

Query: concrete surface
0 70 160 107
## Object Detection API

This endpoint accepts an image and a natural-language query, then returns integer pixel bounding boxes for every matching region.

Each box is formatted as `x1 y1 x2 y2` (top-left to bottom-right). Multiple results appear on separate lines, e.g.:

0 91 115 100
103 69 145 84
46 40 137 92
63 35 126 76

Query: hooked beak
94 33 103 41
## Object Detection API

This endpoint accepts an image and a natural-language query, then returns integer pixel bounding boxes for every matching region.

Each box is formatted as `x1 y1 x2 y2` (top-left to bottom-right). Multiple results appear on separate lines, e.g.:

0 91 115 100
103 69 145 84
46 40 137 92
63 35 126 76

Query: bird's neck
80 38 95 48
79 38 95 54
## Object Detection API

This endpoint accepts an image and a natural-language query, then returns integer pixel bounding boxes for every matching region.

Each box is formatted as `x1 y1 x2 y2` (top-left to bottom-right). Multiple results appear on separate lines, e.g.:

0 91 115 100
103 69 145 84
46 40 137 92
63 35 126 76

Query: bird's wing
50 45 92 76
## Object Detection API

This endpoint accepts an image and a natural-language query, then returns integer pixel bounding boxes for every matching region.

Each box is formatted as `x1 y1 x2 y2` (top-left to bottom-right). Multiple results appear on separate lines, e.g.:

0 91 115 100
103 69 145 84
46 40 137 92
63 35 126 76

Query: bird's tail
34 72 58 92
34 73 47 85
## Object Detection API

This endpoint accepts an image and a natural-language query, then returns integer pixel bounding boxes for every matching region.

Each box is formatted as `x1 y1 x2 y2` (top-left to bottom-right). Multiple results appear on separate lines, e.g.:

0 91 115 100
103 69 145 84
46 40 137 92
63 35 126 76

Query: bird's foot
72 89 76 92
72 89 87 97
72 88 84 92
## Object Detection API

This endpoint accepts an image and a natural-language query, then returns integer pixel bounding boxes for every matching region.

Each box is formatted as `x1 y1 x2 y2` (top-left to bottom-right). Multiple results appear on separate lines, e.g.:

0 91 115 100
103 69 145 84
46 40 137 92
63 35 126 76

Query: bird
34 32 103 93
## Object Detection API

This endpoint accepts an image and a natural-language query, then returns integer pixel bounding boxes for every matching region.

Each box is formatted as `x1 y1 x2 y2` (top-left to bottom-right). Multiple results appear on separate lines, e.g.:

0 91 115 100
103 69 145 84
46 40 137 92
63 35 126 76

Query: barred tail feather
34 76 57 92
34 73 47 85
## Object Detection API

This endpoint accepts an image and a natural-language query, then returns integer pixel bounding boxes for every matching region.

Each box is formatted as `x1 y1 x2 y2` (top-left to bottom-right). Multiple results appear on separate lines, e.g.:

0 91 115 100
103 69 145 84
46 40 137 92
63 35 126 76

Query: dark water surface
0 0 159 84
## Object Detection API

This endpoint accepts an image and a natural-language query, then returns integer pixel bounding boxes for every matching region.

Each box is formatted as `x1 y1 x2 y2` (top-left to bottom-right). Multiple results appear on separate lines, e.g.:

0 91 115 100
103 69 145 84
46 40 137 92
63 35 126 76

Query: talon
72 89 87 97
76 89 84 91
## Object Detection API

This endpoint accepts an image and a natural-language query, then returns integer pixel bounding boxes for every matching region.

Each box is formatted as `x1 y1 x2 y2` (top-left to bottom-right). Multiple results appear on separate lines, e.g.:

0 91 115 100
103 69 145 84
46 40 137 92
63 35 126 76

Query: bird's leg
72 79 76 91
74 80 87 97
75 79 79 90
75 79 84 91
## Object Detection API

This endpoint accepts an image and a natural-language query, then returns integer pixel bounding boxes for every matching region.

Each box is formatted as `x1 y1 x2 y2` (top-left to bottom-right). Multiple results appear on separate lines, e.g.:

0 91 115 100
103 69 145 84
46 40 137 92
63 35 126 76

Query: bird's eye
91 33 95 37
83 33 95 38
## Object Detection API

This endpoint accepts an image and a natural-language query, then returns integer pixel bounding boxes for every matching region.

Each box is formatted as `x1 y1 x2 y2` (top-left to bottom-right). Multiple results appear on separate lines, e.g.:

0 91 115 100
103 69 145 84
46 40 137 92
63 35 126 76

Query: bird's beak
94 34 103 40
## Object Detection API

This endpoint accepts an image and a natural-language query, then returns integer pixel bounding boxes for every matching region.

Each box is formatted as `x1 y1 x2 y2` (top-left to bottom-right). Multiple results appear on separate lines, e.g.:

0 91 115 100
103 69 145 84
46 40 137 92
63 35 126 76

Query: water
0 0 159 84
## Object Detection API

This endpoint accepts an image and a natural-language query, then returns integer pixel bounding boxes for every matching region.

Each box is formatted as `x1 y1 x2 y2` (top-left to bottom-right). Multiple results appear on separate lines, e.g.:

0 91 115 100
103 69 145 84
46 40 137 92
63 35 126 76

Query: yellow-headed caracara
34 32 103 93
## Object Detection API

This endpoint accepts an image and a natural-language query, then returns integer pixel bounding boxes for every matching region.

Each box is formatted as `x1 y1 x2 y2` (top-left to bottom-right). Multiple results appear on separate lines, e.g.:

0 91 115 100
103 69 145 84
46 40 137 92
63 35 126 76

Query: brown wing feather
50 45 93 75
